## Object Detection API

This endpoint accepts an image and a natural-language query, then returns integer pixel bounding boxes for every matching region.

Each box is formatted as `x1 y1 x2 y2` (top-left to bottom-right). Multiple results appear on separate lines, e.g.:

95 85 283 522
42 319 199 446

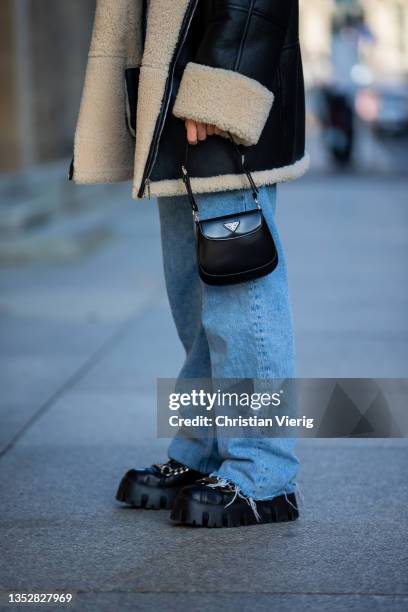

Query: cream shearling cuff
173 63 274 147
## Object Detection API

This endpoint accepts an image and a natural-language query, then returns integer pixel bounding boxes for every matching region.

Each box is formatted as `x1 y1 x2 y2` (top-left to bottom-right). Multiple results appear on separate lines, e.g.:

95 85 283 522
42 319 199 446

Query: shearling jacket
71 0 309 199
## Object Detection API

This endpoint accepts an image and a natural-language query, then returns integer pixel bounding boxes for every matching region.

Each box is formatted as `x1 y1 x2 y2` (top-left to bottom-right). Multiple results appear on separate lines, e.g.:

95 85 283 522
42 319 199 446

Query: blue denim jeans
157 185 299 500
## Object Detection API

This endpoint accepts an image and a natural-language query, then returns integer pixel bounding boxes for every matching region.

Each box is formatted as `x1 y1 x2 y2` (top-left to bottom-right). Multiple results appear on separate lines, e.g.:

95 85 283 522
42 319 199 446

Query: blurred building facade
300 0 408 84
361 0 408 77
0 0 94 173
299 0 335 85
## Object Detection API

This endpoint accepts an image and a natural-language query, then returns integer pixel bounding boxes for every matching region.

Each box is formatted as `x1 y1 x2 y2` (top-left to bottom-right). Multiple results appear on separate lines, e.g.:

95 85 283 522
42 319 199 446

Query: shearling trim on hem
173 63 274 147
73 166 134 184
133 154 310 199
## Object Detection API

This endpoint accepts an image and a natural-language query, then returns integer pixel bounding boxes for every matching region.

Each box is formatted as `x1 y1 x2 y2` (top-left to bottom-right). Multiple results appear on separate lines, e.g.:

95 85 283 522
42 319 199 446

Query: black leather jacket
150 0 305 187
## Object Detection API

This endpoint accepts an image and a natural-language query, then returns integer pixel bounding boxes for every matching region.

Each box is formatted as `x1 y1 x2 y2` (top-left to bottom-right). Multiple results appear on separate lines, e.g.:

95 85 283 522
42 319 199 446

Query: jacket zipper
137 0 198 198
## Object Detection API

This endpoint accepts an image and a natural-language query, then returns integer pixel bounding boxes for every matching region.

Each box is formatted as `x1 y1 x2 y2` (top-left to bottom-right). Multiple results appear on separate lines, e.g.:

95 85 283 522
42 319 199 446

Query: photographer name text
168 414 314 429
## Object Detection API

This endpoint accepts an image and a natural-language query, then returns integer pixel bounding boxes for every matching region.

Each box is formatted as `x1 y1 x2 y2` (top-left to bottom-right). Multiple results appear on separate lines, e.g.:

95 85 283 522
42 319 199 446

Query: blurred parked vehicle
355 83 408 137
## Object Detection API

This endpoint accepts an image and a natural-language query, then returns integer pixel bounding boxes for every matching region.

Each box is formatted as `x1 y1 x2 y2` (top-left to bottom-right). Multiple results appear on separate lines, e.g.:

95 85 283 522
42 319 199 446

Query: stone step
0 159 110 236
0 159 133 265
0 207 115 265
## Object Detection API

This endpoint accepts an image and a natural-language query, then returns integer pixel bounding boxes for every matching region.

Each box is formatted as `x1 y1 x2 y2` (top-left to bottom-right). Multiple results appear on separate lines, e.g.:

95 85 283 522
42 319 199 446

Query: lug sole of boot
116 475 179 510
170 493 299 527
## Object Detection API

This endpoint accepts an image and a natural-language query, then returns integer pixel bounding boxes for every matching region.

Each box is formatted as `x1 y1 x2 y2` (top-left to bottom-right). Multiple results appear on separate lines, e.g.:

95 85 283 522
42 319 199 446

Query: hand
185 119 226 145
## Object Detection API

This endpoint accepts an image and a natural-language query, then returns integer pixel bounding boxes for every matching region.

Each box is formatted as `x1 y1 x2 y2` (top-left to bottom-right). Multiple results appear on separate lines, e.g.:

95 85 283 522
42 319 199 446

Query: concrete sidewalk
0 175 407 611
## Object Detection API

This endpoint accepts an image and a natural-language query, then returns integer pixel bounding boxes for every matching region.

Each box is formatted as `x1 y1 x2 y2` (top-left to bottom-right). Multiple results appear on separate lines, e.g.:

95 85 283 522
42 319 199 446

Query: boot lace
200 476 261 522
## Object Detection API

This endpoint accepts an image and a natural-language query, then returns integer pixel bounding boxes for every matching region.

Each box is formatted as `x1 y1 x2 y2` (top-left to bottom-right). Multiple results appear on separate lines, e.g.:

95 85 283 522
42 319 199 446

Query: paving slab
1 593 406 612
1 377 407 596
277 176 408 378
0 434 407 596
0 188 163 453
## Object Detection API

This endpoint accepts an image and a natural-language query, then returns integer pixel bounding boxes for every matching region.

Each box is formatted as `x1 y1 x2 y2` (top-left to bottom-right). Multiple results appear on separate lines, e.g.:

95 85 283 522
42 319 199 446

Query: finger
207 124 215 136
196 122 207 141
185 119 198 145
214 126 222 135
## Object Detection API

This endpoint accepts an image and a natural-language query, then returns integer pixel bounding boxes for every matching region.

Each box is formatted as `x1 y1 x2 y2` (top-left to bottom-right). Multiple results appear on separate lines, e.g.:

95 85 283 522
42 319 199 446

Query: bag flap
199 209 263 240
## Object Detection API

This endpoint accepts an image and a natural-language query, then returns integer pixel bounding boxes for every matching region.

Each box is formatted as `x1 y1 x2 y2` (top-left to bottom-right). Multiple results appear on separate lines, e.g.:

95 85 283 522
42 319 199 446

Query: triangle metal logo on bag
224 221 240 233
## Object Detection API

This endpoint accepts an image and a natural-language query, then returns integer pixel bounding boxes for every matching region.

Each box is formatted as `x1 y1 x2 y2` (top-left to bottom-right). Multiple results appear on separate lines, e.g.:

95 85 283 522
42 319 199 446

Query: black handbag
181 144 279 286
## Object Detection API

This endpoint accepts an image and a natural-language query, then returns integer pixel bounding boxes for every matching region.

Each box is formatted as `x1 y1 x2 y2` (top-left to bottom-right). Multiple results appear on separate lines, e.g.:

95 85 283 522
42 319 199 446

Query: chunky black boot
116 460 204 509
171 477 299 527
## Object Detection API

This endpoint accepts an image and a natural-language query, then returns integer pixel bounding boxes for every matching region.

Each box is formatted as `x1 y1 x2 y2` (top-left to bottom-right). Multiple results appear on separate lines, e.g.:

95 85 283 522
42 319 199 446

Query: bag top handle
181 135 260 222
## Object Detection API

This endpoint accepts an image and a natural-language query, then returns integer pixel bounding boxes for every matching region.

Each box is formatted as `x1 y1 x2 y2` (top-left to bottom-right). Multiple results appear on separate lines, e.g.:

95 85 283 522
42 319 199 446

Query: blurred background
303 0 408 172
